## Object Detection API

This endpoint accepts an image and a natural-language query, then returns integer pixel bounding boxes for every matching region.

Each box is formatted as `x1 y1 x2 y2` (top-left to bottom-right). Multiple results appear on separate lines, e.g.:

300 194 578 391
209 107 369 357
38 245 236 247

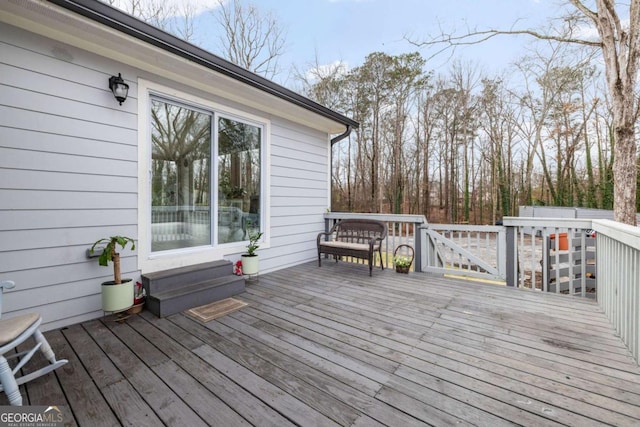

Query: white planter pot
101 279 134 312
241 255 259 275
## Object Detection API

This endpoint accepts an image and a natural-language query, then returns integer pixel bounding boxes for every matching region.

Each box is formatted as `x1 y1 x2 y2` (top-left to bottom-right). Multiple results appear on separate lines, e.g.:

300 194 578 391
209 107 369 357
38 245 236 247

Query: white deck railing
591 219 640 364
151 206 210 242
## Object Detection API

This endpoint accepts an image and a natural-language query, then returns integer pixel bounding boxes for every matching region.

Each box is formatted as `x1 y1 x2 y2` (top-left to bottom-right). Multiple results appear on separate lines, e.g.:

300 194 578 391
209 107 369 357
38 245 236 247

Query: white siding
0 24 139 329
262 119 329 272
0 23 333 329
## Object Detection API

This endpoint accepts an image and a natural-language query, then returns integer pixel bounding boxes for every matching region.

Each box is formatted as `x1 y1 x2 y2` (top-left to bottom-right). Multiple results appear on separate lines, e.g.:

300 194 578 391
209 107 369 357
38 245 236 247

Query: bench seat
318 241 381 252
317 219 387 276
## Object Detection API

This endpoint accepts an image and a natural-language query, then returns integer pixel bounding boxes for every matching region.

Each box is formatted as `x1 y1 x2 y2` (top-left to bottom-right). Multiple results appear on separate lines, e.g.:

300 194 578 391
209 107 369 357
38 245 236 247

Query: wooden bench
317 219 388 276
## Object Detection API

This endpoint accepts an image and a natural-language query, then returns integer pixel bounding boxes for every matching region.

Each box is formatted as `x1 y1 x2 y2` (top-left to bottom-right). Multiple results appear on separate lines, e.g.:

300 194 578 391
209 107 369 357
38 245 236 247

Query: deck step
142 260 245 317
142 260 232 295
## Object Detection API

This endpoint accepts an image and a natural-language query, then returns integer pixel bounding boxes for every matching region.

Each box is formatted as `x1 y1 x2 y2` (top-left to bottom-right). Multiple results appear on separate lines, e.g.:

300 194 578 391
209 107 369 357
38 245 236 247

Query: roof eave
47 0 359 130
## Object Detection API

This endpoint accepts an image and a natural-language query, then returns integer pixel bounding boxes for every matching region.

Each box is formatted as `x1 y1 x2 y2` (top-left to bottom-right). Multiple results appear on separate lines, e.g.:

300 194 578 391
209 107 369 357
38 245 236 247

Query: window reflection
151 99 211 251
218 117 261 244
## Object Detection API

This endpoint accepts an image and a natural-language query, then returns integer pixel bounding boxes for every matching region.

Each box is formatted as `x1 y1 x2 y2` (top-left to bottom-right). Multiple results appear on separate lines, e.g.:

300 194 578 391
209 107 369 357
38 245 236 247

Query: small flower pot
550 233 569 251
126 302 145 314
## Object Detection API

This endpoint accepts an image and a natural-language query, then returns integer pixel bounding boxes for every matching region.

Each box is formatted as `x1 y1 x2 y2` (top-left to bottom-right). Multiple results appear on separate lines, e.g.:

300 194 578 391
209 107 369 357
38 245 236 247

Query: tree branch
409 28 603 50
569 0 598 22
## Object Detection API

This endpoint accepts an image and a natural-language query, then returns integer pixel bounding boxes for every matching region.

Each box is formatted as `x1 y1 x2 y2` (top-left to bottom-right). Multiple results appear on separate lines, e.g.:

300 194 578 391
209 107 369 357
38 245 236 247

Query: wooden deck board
5 261 640 426
170 313 356 426
85 320 210 427
8 331 79 426
134 313 296 427
255 272 636 425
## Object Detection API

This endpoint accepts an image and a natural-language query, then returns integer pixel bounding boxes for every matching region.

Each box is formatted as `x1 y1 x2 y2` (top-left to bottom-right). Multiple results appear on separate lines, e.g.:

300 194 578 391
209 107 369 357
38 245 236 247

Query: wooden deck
4 261 640 426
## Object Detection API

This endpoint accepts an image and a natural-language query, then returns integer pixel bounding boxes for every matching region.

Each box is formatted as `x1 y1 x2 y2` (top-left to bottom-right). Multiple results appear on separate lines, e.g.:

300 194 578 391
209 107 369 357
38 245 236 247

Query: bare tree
577 1 640 225
478 77 518 219
102 0 197 42
213 0 287 79
410 1 640 224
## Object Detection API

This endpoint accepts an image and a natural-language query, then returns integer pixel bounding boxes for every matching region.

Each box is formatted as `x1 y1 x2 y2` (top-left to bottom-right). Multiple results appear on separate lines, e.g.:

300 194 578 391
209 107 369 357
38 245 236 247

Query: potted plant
240 231 263 275
393 255 412 274
90 236 136 312
393 244 414 274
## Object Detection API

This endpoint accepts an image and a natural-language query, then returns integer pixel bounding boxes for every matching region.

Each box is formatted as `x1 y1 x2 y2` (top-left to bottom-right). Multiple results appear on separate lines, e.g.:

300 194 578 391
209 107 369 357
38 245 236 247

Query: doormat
185 298 248 323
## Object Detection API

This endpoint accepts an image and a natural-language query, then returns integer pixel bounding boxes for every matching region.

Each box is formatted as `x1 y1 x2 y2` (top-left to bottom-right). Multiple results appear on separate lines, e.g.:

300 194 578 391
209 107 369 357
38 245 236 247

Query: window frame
138 79 270 273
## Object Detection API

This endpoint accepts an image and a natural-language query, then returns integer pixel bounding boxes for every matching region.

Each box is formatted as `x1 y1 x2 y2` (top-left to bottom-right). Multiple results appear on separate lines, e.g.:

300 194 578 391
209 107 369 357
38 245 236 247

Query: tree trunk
613 126 637 224
113 252 121 284
587 0 640 224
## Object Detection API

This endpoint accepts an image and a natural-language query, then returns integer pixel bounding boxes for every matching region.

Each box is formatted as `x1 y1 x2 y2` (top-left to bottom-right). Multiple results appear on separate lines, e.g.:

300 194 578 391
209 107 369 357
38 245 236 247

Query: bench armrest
317 231 333 245
368 235 384 249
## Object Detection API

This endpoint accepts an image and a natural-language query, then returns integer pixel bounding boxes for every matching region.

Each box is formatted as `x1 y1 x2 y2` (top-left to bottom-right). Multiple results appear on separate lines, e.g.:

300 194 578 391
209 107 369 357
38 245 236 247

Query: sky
113 0 571 85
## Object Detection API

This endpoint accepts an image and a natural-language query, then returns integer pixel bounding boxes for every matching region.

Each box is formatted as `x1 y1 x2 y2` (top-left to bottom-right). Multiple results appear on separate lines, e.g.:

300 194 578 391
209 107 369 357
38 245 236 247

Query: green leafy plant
393 254 412 268
245 231 263 256
90 236 136 284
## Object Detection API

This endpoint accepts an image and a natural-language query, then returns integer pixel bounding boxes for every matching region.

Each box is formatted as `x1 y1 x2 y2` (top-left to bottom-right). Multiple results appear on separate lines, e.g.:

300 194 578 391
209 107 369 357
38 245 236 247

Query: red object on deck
550 233 569 250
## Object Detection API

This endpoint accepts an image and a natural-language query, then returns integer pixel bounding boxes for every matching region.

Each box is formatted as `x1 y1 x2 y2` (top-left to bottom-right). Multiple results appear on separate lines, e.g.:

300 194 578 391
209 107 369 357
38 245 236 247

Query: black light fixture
108 73 129 105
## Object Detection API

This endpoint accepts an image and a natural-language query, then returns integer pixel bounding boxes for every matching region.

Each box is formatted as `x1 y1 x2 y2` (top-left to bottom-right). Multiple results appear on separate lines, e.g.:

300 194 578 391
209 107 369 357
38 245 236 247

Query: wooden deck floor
4 261 640 426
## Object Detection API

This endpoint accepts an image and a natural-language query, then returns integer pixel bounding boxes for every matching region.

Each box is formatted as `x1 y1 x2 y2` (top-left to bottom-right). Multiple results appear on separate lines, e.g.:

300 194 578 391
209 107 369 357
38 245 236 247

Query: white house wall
267 121 329 270
0 23 331 330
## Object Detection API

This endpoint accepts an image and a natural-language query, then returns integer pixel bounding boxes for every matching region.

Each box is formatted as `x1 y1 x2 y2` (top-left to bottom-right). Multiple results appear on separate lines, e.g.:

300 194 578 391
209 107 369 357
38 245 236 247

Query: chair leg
34 330 56 364
369 254 373 276
0 356 22 406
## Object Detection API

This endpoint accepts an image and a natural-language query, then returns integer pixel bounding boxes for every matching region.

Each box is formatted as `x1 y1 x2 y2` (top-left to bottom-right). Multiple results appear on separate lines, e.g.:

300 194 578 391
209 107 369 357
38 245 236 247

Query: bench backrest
331 219 387 243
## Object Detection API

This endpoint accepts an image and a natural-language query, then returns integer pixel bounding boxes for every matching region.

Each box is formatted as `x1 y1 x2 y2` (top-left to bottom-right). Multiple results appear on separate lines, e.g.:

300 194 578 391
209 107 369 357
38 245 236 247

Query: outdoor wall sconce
108 73 129 105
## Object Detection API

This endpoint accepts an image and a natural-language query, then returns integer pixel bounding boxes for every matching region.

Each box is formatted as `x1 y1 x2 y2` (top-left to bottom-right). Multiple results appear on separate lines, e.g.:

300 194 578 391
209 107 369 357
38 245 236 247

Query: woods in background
302 45 622 225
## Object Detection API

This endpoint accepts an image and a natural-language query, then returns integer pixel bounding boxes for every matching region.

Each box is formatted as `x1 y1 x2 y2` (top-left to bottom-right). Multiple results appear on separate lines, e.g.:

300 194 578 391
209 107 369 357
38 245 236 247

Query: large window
150 97 262 252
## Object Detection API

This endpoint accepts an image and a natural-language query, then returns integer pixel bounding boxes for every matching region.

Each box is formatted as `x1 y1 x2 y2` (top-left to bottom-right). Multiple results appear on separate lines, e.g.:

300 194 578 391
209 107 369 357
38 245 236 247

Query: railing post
506 225 517 287
414 221 422 272
496 227 507 280
323 217 332 260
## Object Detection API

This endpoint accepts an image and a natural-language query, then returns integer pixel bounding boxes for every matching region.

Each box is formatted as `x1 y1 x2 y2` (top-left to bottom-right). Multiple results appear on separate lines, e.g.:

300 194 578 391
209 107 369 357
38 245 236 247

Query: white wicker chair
0 280 67 405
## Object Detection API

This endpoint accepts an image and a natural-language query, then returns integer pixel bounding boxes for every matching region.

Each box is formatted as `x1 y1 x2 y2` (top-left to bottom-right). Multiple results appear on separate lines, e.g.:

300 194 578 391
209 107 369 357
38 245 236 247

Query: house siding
0 23 139 329
265 121 329 271
0 23 331 330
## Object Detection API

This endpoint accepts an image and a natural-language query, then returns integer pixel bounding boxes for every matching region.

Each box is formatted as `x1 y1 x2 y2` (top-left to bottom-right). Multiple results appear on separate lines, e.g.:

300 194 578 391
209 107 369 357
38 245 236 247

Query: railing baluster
518 230 524 288
529 228 535 290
